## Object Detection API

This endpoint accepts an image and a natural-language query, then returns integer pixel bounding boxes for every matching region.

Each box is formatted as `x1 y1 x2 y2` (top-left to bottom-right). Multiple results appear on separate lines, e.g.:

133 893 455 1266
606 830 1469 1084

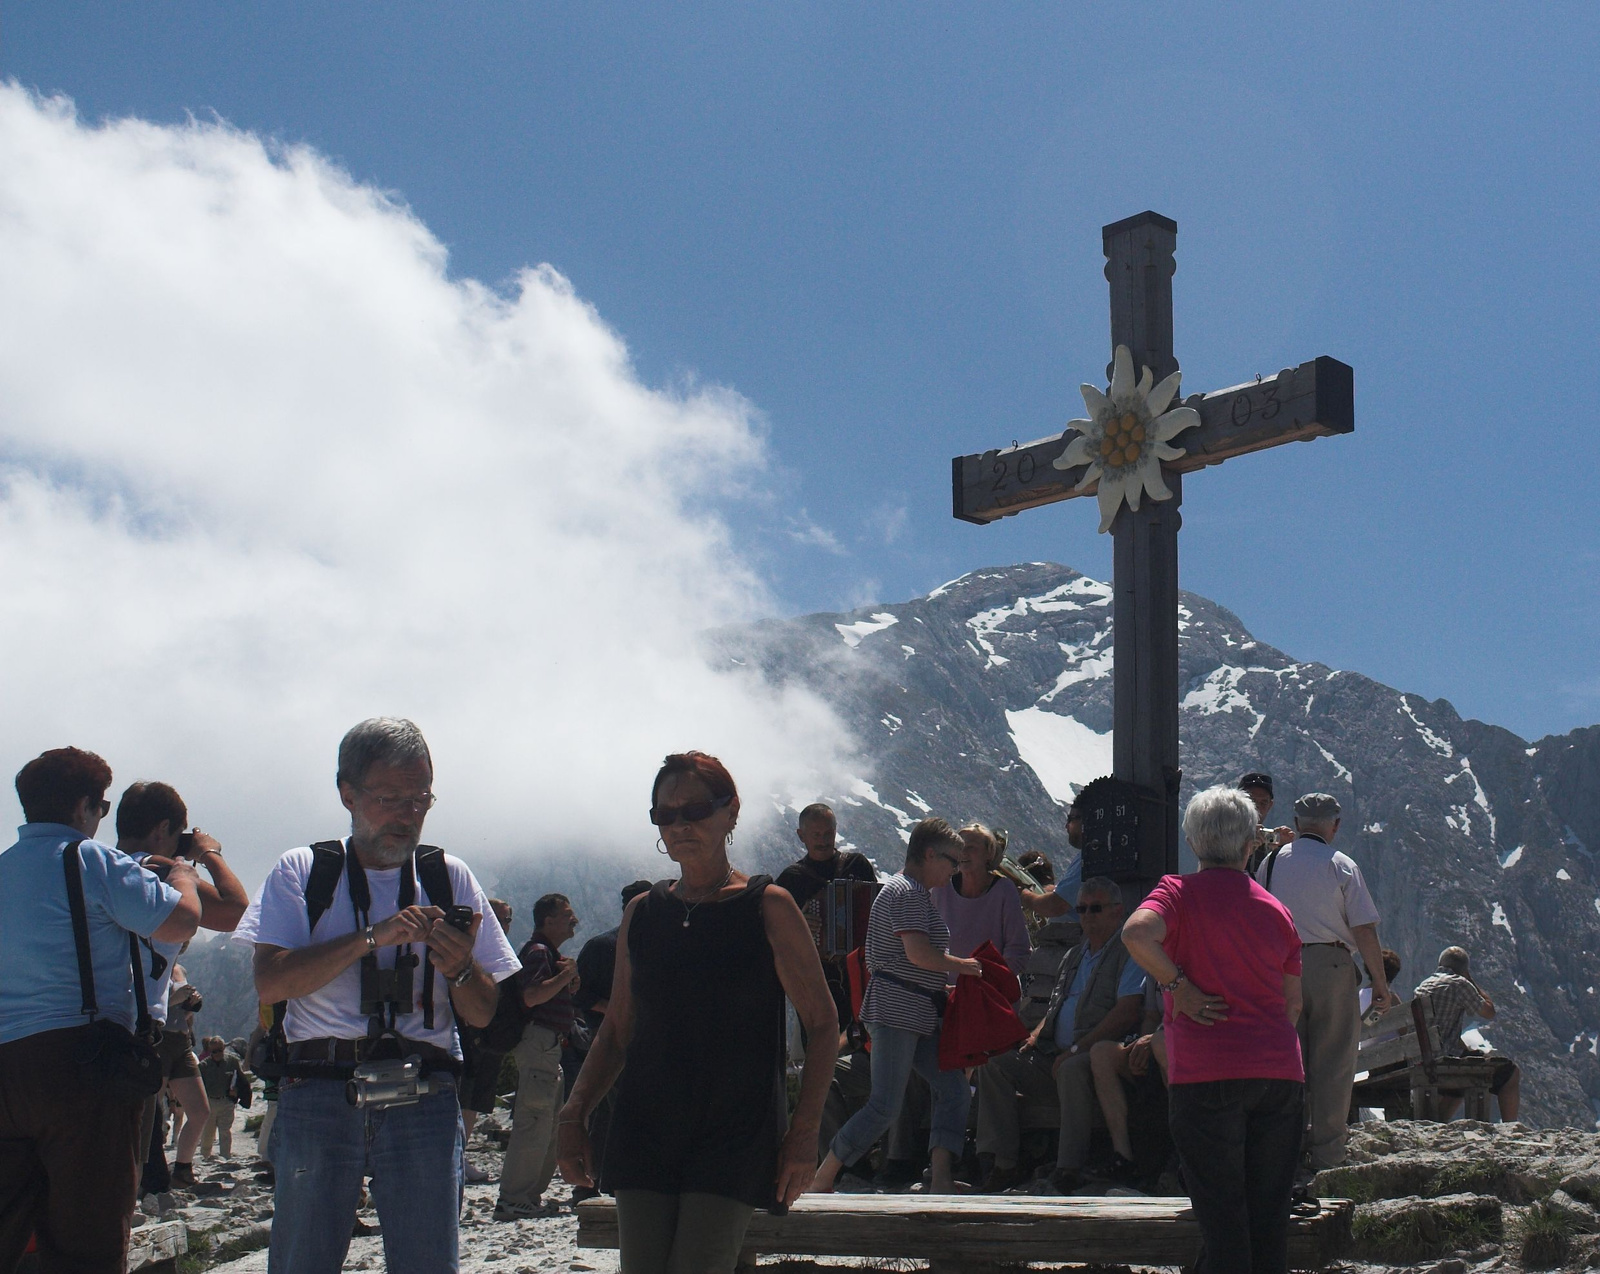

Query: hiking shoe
1047 1167 1084 1195
168 1162 197 1188
570 1186 600 1204
463 1161 490 1183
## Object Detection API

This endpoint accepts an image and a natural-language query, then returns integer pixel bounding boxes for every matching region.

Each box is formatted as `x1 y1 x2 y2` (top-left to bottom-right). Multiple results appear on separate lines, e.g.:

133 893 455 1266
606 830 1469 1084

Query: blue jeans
830 1023 968 1167
268 1074 463 1274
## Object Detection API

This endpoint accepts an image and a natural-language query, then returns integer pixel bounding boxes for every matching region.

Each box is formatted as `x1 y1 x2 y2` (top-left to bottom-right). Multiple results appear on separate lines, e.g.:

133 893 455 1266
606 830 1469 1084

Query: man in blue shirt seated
0 747 201 1272
975 876 1146 1194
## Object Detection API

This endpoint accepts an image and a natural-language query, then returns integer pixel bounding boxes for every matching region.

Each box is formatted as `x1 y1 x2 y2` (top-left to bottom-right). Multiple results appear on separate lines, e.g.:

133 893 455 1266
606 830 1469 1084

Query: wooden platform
575 1193 1354 1271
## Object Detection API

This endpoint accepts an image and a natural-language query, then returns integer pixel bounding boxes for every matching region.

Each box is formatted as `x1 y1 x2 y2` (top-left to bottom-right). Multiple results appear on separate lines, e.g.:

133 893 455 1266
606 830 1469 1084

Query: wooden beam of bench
576 1194 1352 1270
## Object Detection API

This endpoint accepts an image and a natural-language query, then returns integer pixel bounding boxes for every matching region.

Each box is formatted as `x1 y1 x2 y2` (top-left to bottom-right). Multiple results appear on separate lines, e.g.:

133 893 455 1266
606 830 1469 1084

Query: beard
355 828 421 868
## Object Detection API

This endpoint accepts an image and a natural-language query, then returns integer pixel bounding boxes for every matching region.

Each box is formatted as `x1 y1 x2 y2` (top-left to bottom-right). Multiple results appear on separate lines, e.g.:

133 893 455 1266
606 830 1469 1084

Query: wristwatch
450 961 477 988
1159 967 1186 994
363 925 377 953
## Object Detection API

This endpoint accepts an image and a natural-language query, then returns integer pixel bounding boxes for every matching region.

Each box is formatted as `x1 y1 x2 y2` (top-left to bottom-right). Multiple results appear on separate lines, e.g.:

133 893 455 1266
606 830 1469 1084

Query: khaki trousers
498 1025 564 1208
976 1046 1097 1171
200 1097 236 1158
1299 943 1360 1169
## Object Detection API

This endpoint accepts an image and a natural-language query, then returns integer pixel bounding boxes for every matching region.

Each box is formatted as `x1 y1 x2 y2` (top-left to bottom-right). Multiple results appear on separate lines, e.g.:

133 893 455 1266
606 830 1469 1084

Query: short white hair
1182 786 1259 867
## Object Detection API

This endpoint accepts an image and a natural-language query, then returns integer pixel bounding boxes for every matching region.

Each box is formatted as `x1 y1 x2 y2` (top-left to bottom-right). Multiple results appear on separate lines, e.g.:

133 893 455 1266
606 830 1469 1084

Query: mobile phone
445 905 475 933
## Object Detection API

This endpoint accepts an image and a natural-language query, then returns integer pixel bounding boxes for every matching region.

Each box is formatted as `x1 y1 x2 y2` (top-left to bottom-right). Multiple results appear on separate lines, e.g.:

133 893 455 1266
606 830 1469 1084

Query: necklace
675 868 734 928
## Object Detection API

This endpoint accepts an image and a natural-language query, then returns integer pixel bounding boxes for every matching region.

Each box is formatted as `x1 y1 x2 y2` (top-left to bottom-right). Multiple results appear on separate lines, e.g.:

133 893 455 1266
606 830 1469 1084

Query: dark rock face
709 563 1600 1129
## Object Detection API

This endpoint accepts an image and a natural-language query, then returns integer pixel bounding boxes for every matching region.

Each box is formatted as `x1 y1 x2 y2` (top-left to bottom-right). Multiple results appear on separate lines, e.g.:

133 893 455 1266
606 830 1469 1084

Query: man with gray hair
236 718 522 1274
975 876 1146 1193
1415 946 1521 1120
1257 792 1394 1170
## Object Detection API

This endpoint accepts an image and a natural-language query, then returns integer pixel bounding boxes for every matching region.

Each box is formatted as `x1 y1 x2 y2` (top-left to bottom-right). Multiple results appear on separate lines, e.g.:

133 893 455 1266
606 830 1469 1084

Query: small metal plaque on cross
950 211 1354 899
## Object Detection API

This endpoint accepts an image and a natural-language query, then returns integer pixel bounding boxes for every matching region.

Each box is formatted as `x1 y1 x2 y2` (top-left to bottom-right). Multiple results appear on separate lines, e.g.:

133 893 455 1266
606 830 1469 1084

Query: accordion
820 878 879 958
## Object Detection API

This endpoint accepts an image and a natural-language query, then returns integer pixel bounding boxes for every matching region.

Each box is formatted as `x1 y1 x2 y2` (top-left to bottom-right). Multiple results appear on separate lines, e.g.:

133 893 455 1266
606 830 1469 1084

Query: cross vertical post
1104 212 1182 901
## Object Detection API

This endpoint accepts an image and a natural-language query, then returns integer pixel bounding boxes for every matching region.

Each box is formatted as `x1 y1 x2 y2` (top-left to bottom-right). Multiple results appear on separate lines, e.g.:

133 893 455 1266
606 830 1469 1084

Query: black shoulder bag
63 839 165 1103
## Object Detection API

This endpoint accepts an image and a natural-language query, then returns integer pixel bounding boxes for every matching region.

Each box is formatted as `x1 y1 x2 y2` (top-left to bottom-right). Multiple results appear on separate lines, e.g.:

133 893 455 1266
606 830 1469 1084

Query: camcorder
346 1055 433 1110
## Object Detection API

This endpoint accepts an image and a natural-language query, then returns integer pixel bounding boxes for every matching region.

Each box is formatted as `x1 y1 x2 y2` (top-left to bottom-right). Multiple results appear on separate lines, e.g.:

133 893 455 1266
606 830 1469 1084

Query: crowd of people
0 722 1523 1274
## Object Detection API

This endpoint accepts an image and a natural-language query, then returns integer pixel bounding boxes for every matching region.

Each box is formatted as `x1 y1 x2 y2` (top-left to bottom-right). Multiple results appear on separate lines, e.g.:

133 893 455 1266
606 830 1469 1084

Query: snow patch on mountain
1005 708 1112 806
836 612 899 648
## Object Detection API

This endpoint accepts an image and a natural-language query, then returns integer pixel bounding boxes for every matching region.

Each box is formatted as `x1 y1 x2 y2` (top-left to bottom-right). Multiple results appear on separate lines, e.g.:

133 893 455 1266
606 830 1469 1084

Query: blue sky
8 3 1598 742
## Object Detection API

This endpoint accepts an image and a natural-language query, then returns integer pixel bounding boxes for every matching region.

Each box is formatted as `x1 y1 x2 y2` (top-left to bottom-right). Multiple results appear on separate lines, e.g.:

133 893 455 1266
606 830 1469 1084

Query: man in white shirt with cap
1256 792 1395 1170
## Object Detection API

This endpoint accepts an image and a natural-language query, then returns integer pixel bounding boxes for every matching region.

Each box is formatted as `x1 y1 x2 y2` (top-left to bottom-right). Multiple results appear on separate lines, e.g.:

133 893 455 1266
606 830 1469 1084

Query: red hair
652 751 738 811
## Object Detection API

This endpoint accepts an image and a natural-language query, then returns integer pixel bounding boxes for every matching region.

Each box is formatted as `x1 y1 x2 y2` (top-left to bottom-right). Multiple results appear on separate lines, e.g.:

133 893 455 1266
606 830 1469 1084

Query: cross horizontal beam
952 354 1353 525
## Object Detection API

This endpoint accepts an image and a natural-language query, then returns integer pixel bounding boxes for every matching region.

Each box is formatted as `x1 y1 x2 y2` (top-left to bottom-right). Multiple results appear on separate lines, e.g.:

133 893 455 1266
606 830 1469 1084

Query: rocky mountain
187 561 1600 1129
700 562 1600 1130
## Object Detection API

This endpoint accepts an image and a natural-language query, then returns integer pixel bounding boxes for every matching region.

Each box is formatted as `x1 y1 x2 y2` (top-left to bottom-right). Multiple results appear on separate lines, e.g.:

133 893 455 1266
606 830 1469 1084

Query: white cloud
0 87 856 885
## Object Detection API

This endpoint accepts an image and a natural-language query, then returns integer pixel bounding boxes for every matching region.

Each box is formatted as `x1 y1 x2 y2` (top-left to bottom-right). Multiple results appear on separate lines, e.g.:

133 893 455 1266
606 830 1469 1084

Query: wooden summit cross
952 211 1354 899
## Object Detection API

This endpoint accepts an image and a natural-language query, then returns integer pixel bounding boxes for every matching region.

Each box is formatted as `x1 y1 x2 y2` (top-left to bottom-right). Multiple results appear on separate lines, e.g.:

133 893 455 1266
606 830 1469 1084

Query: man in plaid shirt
1415 946 1521 1120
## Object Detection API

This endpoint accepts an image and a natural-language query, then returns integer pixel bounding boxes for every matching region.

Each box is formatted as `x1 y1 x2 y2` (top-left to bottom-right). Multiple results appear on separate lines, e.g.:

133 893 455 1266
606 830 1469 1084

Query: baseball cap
1237 772 1274 796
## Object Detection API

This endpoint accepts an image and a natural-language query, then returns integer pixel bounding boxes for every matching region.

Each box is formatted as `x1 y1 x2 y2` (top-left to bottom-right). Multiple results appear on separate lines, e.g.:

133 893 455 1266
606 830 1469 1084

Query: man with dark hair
0 747 202 1271
976 876 1146 1193
565 880 652 1200
495 893 581 1221
1238 772 1295 874
775 804 878 1034
237 718 522 1274
116 779 250 1189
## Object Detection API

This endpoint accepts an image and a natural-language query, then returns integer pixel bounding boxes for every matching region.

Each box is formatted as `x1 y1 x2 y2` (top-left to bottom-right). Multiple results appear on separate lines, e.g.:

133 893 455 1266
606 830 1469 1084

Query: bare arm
901 931 982 978
186 833 250 932
151 861 203 944
422 913 499 1030
1350 923 1395 1011
763 885 840 1204
558 896 643 1187
1070 993 1143 1054
522 955 581 1007
253 906 436 1003
1022 887 1073 918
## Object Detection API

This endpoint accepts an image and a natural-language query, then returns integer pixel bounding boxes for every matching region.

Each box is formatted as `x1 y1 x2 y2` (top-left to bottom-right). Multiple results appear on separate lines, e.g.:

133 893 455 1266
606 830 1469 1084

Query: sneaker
492 1199 558 1222
464 1161 490 1183
1046 1166 1083 1195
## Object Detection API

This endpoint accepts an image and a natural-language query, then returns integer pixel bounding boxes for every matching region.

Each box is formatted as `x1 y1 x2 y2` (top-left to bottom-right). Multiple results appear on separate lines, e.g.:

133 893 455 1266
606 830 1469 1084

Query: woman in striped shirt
811 818 983 1195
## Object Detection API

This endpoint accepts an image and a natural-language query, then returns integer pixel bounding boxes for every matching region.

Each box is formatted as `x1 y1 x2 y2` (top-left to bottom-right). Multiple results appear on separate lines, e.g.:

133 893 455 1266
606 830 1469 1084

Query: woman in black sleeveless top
556 752 839 1274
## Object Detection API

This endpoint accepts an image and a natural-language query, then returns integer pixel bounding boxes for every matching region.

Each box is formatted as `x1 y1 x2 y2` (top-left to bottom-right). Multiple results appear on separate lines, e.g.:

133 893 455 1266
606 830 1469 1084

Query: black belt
284 1037 462 1078
1302 941 1351 952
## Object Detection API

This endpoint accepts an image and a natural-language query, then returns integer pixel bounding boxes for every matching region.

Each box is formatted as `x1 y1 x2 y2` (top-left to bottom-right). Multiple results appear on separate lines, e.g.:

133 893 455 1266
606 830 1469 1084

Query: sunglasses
649 793 734 827
1074 903 1110 915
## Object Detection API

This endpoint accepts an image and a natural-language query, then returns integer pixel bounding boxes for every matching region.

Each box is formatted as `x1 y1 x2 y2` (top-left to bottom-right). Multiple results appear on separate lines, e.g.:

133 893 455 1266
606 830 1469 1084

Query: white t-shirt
234 843 521 1057
126 853 183 1025
1256 834 1380 948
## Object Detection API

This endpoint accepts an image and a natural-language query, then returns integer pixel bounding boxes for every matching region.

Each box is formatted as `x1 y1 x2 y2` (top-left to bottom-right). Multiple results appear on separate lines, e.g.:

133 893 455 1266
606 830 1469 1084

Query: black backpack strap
60 839 98 1018
129 930 154 1038
414 846 453 1031
305 840 346 931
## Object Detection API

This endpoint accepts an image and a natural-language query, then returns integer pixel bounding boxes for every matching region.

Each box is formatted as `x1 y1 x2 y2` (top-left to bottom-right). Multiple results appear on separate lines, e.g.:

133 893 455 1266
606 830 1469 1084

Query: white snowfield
1005 708 1112 806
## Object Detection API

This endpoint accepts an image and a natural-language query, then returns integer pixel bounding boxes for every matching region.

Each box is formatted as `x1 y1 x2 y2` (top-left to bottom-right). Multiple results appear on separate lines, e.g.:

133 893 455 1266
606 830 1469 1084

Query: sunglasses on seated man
1074 902 1112 915
649 793 735 827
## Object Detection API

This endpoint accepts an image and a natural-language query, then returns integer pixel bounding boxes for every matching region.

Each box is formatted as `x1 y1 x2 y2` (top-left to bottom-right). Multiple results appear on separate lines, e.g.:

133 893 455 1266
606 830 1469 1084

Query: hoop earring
656 837 668 855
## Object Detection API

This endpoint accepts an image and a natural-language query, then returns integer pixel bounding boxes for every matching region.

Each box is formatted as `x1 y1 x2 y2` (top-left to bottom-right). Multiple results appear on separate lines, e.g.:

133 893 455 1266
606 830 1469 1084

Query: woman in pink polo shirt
1122 786 1305 1274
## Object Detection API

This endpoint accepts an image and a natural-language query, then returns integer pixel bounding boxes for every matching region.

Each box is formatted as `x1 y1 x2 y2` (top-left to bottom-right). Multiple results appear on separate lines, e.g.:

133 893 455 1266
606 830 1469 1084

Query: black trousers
1168 1078 1304 1274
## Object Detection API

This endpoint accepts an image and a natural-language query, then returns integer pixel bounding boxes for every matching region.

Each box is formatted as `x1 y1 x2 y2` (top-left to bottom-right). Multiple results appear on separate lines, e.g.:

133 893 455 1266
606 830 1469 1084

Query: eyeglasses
649 793 733 827
360 789 437 813
93 799 111 817
1074 902 1109 915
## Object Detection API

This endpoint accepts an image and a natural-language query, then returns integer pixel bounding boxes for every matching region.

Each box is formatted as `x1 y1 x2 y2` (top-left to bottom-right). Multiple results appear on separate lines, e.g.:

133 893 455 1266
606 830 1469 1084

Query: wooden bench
1351 992 1500 1121
576 1193 1354 1271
